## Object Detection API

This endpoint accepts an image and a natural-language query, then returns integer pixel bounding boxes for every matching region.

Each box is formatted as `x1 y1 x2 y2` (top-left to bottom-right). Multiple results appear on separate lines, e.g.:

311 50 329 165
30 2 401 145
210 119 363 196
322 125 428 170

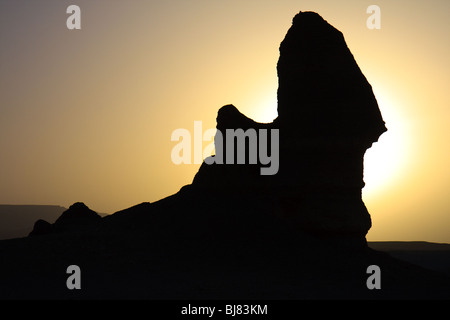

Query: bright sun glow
250 92 278 123
363 89 411 200
248 86 411 202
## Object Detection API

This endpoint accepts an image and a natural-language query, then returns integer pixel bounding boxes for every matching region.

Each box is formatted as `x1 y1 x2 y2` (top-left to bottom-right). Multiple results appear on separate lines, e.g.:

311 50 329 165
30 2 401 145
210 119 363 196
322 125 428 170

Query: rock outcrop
28 219 53 236
192 11 386 240
29 202 101 236
2 10 449 301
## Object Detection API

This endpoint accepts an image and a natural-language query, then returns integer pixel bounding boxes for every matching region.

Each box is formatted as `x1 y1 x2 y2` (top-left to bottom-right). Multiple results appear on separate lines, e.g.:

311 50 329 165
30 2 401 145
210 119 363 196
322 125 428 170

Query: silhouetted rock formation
0 205 66 240
2 11 449 300
192 104 273 190
192 11 386 240
29 202 101 236
28 219 53 236
277 12 386 138
54 202 101 226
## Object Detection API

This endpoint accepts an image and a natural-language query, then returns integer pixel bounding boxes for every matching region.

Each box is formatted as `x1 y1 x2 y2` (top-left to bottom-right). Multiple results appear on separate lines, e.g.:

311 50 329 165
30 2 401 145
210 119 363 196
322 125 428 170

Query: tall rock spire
192 11 387 239
277 11 387 142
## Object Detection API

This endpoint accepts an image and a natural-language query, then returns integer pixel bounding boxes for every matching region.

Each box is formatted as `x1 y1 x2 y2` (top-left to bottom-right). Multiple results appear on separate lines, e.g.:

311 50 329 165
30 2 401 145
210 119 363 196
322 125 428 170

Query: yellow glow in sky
364 87 413 199
0 0 449 242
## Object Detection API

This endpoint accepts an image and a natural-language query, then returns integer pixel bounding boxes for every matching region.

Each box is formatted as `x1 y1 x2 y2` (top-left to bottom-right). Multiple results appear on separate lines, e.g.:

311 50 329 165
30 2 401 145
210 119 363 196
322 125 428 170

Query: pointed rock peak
69 202 91 211
216 104 259 129
28 219 53 237
55 202 101 225
292 11 330 26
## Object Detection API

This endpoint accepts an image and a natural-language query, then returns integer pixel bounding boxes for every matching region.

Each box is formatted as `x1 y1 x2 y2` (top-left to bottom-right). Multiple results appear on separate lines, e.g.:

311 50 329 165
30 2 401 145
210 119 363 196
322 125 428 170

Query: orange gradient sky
1 0 449 242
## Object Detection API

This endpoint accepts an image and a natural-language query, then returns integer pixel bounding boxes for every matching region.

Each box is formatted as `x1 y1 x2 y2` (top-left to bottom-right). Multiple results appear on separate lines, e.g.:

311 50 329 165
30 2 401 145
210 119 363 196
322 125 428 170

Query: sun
245 84 409 202
362 88 411 200
250 92 278 124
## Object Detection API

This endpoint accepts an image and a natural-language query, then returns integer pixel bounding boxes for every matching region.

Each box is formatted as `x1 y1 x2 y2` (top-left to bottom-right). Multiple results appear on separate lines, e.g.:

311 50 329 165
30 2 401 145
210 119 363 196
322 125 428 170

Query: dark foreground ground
0 230 449 299
368 241 450 277
0 193 449 300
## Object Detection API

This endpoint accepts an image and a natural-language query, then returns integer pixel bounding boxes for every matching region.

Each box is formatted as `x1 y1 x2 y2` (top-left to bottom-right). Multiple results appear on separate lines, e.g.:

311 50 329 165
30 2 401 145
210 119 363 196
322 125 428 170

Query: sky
0 0 449 242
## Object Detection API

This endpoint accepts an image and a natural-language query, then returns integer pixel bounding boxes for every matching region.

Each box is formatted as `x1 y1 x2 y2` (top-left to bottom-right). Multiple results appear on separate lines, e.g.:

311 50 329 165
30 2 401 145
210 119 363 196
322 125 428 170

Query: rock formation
28 219 53 236
29 202 101 236
29 11 385 243
2 11 448 300
192 11 386 240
